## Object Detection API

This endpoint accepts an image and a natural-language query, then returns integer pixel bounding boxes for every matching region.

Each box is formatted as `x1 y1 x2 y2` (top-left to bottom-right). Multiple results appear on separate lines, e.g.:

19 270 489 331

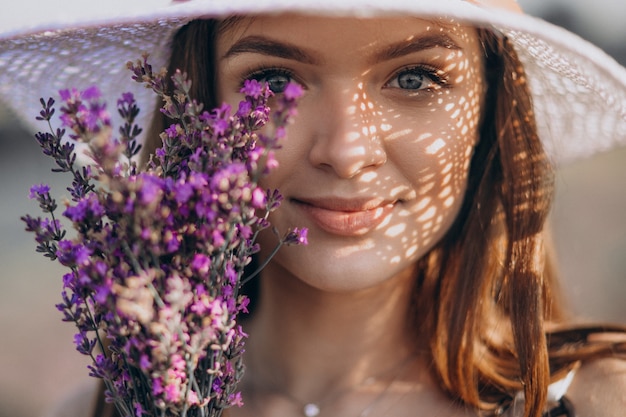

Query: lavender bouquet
21 55 306 417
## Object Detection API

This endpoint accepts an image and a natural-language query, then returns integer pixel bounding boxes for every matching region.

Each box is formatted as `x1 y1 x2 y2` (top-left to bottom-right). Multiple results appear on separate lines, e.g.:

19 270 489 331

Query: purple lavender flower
56 239 92 267
117 92 135 108
24 58 307 417
29 183 50 199
59 87 111 140
236 100 252 119
58 87 80 102
74 331 96 355
283 227 309 246
63 193 104 223
240 79 264 99
283 83 303 101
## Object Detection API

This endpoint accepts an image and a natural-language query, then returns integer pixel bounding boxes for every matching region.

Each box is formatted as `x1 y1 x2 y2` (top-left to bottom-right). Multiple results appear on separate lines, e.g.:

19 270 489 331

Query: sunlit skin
218 15 486 417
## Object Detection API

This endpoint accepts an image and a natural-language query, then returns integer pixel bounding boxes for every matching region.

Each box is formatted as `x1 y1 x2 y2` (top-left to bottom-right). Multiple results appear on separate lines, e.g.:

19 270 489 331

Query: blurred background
1 1 625 417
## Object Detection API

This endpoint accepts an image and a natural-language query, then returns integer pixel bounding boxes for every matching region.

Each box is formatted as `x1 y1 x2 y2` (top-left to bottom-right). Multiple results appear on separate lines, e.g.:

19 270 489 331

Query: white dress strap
503 370 577 417
547 370 576 403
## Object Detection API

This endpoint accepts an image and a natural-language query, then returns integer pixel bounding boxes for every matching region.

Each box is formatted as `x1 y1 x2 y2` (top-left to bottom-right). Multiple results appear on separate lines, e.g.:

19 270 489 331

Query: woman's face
217 15 486 291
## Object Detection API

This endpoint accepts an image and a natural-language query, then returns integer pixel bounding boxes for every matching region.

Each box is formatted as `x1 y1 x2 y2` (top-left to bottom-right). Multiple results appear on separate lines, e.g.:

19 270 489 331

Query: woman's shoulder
43 379 99 417
566 357 626 416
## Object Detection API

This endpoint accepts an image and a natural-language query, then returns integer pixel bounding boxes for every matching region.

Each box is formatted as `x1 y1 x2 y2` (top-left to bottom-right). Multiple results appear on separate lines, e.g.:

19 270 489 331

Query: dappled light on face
426 138 447 154
326 21 486 272
386 223 407 238
311 80 389 178
359 171 378 183
217 15 487 291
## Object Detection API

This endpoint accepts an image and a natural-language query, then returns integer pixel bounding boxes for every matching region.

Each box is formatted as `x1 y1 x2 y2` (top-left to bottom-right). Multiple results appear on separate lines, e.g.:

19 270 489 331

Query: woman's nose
307 86 387 178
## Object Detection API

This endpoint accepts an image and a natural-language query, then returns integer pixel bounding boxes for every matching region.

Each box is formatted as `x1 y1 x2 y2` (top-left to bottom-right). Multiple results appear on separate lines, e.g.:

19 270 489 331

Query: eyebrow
221 32 461 65
222 36 321 65
370 33 461 64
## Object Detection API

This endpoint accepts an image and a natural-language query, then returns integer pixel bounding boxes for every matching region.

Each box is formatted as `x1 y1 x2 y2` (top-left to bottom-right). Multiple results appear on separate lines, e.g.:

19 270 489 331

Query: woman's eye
386 67 444 91
248 69 294 94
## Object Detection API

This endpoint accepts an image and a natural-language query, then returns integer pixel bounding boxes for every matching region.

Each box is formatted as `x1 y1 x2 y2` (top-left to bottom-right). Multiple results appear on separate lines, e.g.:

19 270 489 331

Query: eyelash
240 64 450 94
241 67 299 94
384 64 449 92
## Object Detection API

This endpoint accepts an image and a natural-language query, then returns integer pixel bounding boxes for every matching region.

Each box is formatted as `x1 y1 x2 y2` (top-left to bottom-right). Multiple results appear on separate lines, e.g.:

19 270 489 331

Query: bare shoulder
43 379 99 417
567 357 626 417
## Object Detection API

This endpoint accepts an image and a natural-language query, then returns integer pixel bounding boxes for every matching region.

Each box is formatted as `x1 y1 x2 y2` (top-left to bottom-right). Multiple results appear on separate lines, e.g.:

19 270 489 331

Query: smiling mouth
292 198 396 236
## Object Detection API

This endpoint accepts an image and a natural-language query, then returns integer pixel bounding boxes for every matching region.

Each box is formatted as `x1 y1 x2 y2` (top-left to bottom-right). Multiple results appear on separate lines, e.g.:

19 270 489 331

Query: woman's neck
242 261 421 402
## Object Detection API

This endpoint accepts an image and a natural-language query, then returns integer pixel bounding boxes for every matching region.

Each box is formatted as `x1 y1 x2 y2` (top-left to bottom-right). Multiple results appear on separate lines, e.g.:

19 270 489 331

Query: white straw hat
1 0 625 164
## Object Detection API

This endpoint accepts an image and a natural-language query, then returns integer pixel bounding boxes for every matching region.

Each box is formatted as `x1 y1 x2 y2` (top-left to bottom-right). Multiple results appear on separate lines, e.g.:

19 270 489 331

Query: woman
1 1 625 417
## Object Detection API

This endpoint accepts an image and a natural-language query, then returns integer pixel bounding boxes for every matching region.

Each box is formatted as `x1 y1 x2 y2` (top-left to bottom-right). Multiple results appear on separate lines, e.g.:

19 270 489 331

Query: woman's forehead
216 14 481 51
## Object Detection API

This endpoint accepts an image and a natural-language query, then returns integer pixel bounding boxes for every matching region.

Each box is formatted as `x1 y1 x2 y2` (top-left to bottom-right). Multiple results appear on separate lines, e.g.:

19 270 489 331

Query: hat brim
1 0 625 164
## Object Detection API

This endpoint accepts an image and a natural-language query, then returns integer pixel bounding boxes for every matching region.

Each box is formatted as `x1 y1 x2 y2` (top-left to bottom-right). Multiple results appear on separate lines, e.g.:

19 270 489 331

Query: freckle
443 196 455 208
367 102 374 109
455 75 465 83
381 123 392 131
442 162 453 174
461 125 469 134
451 108 461 118
369 125 377 134
360 102 366 111
439 185 452 198
390 255 401 264
442 173 452 185
445 103 455 112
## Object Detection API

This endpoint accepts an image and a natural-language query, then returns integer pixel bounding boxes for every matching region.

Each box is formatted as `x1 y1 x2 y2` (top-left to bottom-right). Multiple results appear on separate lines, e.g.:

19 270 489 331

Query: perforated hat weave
1 0 625 164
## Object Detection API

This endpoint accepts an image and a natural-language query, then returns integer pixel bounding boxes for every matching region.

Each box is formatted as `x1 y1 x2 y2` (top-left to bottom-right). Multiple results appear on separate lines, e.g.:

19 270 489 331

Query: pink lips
293 197 395 236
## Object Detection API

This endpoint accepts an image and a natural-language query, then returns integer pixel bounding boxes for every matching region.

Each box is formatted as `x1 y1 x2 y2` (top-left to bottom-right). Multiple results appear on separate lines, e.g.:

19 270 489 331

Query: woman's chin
263 245 419 294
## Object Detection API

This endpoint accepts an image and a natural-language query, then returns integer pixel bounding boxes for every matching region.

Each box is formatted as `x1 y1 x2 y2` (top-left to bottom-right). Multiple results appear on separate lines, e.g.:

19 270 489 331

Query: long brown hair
129 18 626 417
415 29 561 415
415 29 626 416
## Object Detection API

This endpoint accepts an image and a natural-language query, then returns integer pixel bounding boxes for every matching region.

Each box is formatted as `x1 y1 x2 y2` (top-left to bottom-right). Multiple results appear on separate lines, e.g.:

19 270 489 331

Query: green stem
86 294 108 358
240 239 284 286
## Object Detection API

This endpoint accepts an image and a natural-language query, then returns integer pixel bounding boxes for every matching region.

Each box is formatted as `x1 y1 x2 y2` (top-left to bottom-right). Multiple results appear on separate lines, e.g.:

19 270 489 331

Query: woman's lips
293 198 395 236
